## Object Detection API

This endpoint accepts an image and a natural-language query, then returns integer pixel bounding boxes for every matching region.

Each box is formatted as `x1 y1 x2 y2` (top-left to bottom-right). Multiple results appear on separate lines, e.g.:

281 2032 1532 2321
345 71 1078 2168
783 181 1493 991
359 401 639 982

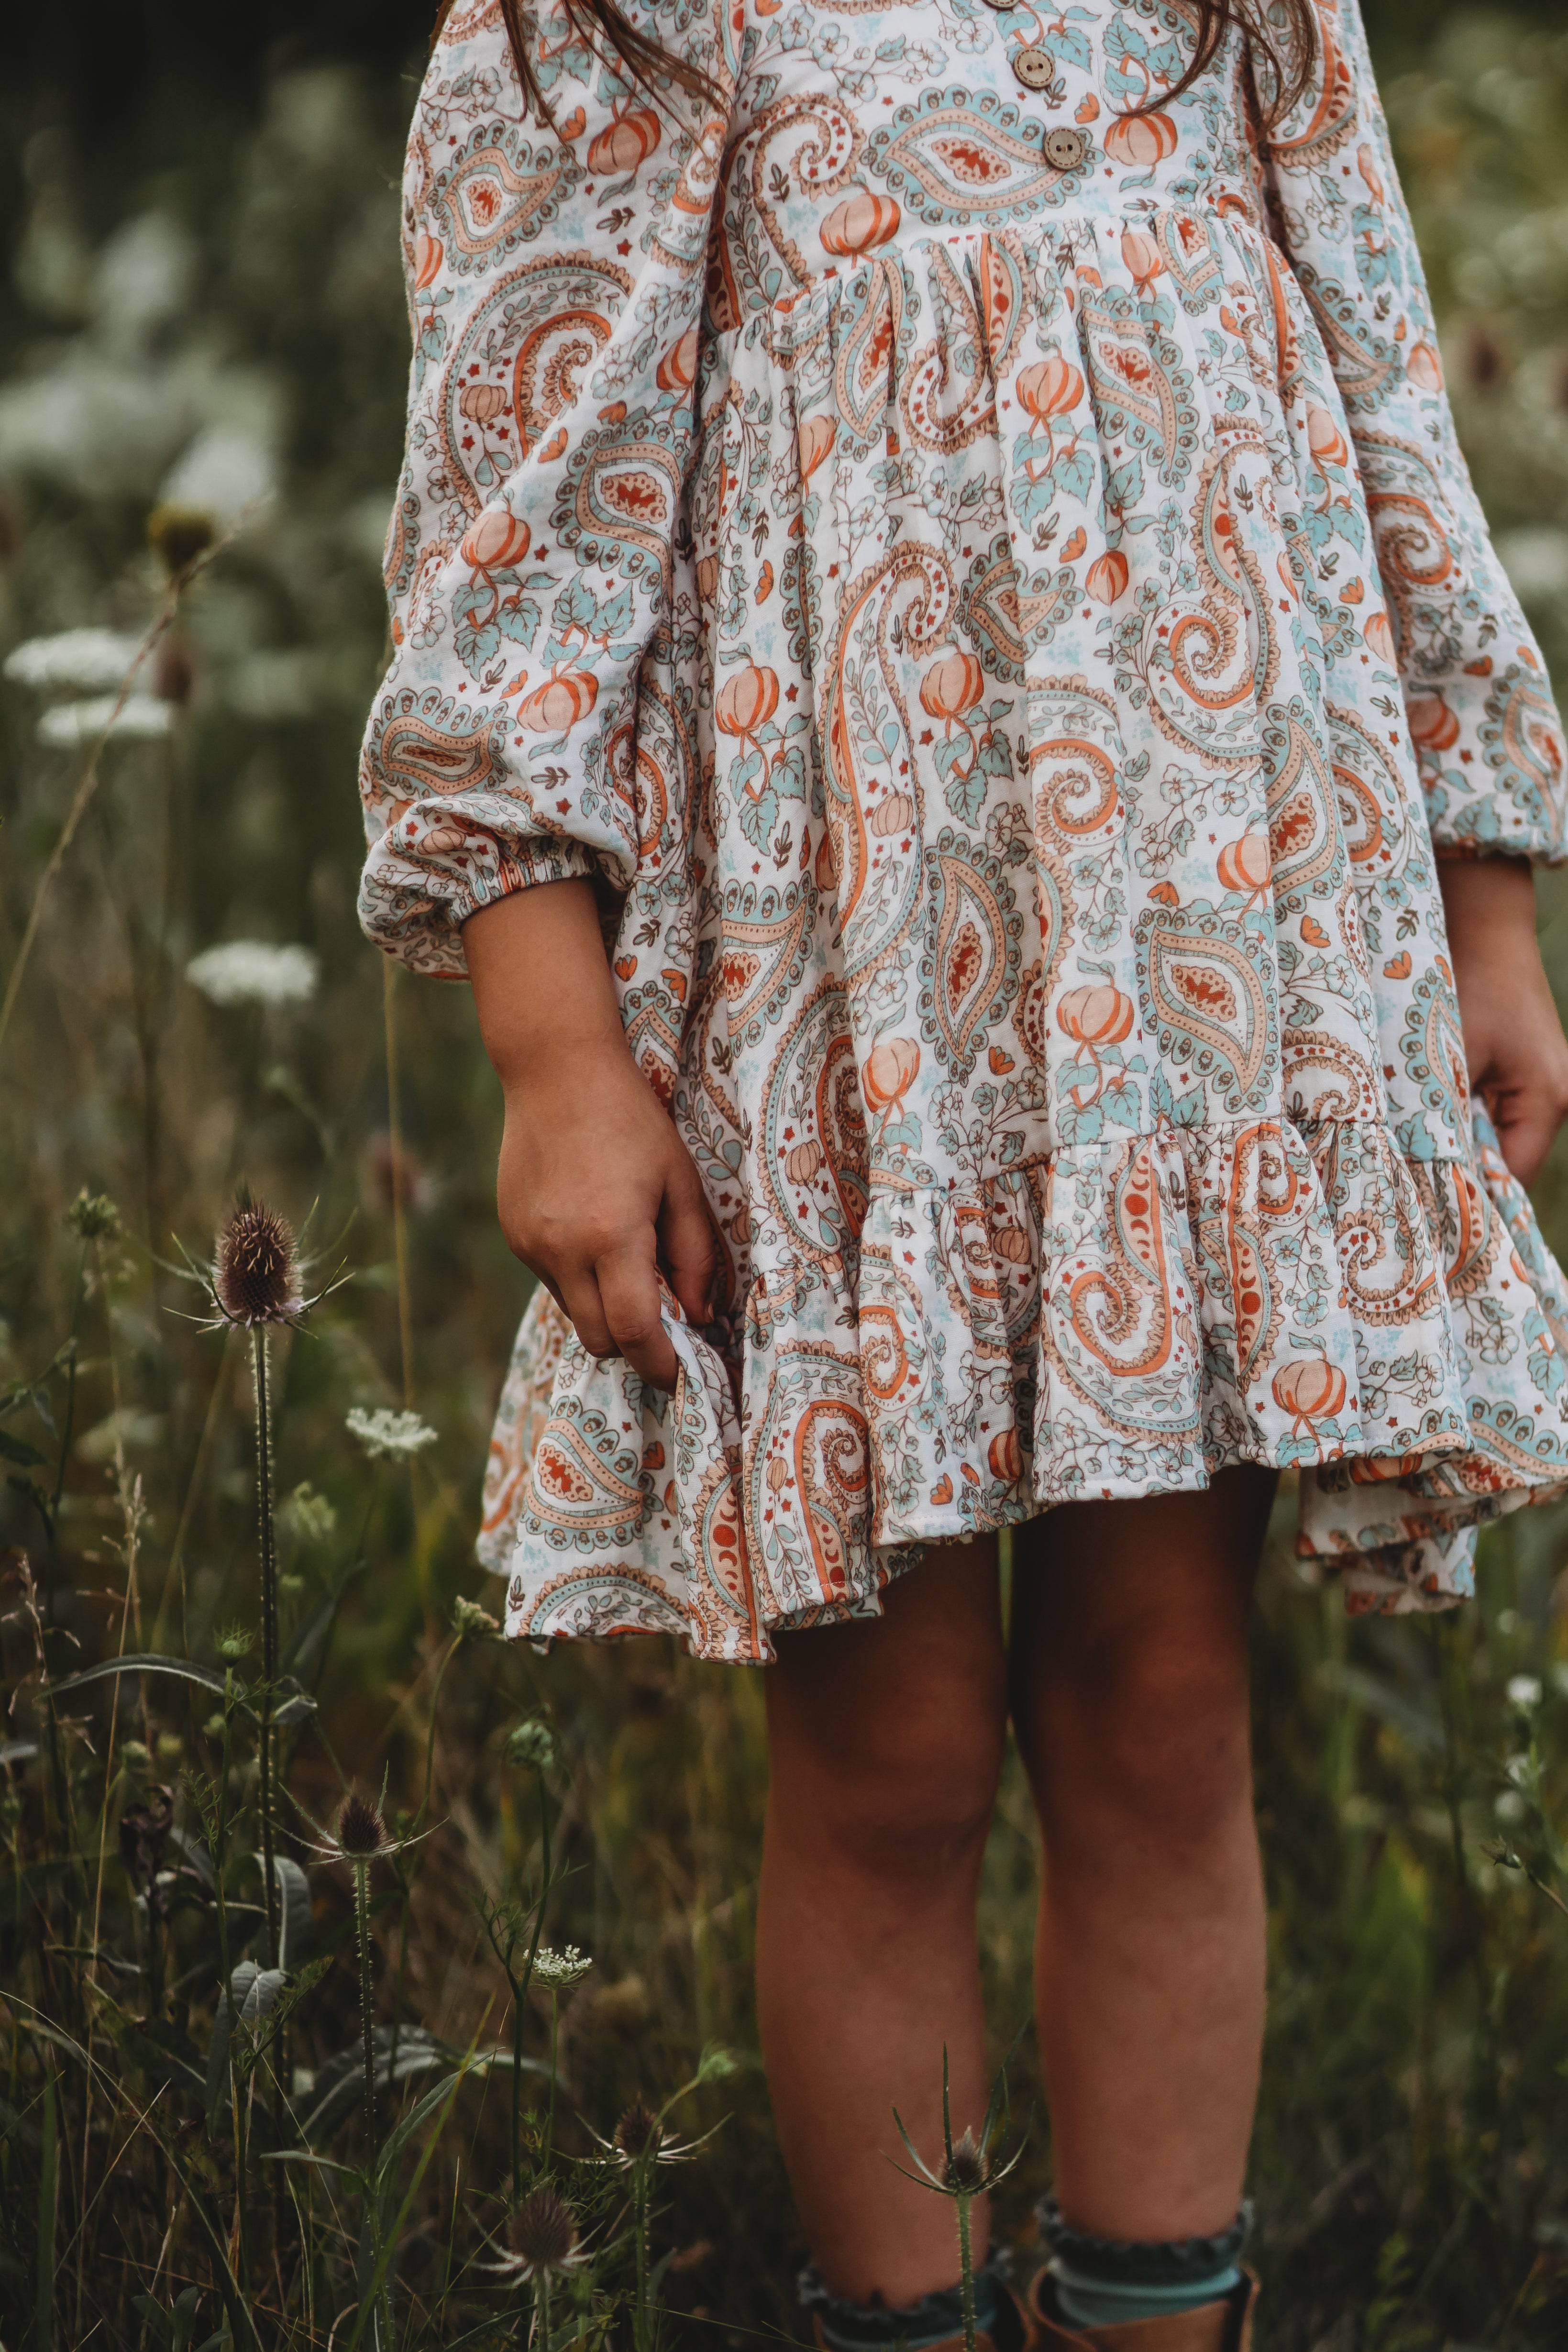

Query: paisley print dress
359 0 1568 1659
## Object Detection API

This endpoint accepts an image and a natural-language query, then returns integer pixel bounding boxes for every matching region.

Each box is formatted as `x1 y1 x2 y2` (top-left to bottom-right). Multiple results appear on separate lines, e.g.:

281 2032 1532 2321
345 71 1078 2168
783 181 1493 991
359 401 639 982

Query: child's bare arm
465 881 715 1391
1440 857 1568 1186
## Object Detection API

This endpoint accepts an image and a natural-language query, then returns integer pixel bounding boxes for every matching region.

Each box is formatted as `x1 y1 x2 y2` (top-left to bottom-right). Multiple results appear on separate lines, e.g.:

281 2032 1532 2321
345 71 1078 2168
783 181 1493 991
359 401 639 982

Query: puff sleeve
358 0 734 975
1255 0 1567 861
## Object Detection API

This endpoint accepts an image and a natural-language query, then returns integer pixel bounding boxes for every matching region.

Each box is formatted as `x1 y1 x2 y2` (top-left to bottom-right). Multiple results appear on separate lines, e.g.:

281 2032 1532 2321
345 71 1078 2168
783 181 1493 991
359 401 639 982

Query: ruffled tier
479 1102 1568 1661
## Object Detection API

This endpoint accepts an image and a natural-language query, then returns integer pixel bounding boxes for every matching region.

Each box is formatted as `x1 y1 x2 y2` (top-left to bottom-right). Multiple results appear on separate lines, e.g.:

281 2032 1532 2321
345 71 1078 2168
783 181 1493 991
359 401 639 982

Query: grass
3 5 1568 2345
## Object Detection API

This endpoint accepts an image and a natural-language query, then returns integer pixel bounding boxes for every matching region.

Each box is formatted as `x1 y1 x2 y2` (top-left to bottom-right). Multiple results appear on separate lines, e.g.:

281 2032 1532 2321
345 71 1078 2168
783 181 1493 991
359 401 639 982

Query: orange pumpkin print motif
363 0 1568 1658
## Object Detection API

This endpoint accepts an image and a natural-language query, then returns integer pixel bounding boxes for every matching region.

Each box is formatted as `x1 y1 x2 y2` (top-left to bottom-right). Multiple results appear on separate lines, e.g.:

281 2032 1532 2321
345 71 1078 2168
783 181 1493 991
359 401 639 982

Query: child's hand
464 881 715 1391
1439 855 1568 1187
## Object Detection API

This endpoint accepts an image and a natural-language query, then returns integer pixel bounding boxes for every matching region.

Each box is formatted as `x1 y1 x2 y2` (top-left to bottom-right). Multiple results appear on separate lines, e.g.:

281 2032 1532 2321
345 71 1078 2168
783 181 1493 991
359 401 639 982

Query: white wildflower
37 694 172 748
346 1406 438 1459
186 940 319 1008
532 1943 593 1989
4 627 144 693
1506 1674 1543 1711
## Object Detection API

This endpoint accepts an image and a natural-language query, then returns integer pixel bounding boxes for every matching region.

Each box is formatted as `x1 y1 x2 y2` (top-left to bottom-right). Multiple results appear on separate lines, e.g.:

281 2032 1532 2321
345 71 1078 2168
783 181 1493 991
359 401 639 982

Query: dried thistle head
508 2186 580 2276
337 1795 387 1859
942 2128 987 2196
213 1199 302 1328
67 1188 121 1243
613 2098 663 2162
147 503 215 578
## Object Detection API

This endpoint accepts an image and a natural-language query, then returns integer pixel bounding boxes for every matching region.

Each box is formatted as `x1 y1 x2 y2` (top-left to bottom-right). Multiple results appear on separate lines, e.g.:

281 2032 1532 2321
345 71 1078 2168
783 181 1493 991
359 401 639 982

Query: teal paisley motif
916 829 1024 1080
865 89 1092 226
1135 902 1279 1115
1080 289 1201 488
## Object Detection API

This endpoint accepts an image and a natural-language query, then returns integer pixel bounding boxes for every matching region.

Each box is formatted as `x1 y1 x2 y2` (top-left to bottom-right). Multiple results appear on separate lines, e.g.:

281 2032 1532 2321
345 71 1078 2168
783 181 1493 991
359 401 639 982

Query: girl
359 0 1568 2338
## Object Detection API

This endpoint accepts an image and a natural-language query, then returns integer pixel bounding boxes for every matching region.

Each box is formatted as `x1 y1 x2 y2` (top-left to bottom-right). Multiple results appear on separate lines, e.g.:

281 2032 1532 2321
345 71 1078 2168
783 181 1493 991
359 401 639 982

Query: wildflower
943 2129 988 2195
297 1789 429 1867
282 1482 337 1546
508 2186 587 2280
891 2047 1027 2352
614 2098 663 2162
38 694 173 747
598 2093 719 2168
217 1624 254 1664
119 1739 152 1777
1506 1675 1543 1712
505 1717 556 1772
147 502 216 577
532 1943 593 1989
3 627 144 693
186 939 319 1009
211 1200 303 1328
336 1795 387 1858
453 1594 501 1642
67 1188 121 1241
346 1405 438 1459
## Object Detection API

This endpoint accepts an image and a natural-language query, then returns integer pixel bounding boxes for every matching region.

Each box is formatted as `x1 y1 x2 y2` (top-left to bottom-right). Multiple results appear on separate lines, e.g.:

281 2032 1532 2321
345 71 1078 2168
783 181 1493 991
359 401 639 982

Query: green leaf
52 1654 234 1707
0 1426 45 1467
273 1855 315 1969
234 1961 287 2028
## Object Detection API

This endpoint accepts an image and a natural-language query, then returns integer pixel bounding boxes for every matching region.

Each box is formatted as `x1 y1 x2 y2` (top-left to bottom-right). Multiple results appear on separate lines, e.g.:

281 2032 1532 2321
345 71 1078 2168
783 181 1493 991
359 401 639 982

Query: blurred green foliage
2 5 1568 2347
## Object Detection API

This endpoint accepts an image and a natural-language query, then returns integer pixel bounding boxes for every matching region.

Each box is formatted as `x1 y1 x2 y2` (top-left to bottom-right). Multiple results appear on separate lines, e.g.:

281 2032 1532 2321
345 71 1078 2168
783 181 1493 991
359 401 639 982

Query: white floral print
360 0 1568 1659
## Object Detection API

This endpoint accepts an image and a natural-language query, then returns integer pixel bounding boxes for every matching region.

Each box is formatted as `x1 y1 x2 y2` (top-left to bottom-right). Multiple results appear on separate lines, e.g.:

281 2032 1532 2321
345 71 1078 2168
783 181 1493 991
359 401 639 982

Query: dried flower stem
956 2192 976 2352
253 1332 281 1972
352 1853 391 2348
252 1329 289 2267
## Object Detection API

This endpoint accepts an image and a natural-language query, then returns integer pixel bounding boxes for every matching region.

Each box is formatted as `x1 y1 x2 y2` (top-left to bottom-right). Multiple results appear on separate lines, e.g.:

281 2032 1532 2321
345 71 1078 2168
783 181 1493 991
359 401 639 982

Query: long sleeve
1254 0 1567 861
359 0 734 976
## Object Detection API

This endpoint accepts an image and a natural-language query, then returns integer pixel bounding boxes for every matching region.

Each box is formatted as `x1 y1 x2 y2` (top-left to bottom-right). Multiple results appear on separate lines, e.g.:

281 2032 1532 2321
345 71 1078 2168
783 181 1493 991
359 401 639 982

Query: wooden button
1043 125 1086 170
1012 46 1053 89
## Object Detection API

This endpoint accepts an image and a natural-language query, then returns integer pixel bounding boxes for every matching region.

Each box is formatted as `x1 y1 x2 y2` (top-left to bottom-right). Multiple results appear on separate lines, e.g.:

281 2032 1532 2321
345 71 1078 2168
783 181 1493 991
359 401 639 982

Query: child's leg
1009 1469 1276 2242
757 1535 1008 2306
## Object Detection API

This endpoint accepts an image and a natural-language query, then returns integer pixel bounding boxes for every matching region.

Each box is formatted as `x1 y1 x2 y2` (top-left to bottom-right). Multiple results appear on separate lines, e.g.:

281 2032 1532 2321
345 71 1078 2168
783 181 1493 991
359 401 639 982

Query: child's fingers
593 1236 680 1390
657 1147 718 1326
1485 1076 1568 1190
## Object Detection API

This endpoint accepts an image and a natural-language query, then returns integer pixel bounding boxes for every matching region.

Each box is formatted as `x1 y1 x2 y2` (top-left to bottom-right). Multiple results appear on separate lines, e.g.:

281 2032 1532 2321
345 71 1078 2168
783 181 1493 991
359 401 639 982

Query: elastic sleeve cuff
359 830 606 981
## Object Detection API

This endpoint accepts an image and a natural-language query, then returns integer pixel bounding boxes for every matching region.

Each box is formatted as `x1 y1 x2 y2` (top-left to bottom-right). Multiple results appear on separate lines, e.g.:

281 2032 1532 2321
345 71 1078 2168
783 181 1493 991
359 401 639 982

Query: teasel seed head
213 1198 303 1327
147 502 216 579
942 2128 987 2195
613 2098 663 2162
337 1794 387 1859
508 2185 580 2275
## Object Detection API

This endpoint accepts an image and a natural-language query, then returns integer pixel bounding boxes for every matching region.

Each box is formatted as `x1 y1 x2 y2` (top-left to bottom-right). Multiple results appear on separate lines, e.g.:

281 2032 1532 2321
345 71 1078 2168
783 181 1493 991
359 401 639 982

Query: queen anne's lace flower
4 628 144 693
346 1406 438 1459
38 695 172 747
186 941 319 1008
